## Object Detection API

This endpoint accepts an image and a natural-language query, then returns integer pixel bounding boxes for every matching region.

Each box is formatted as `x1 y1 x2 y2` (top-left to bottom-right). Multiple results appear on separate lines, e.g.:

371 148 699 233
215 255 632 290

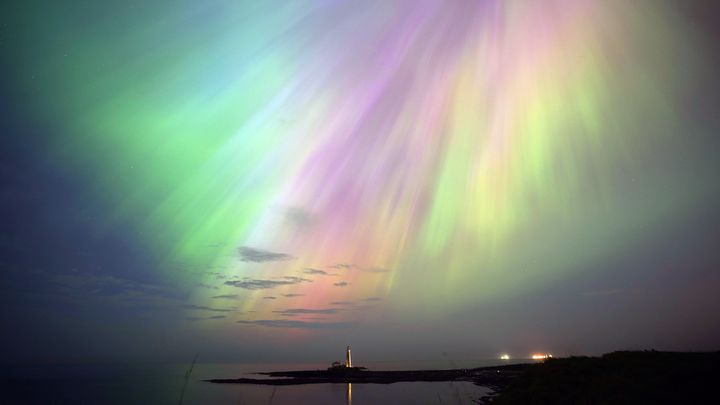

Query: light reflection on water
2 360 515 404
185 380 490 405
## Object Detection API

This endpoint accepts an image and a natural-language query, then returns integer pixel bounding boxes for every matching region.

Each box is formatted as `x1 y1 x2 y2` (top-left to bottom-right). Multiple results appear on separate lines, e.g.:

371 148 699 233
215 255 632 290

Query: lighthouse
346 346 353 368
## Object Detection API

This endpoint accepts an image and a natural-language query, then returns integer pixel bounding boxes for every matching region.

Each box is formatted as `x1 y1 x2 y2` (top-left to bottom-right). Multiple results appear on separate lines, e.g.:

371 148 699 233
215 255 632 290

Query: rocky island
205 363 530 388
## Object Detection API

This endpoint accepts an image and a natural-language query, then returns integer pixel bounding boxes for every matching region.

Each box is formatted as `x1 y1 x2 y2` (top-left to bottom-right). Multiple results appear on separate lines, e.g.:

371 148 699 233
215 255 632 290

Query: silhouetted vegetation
488 350 720 404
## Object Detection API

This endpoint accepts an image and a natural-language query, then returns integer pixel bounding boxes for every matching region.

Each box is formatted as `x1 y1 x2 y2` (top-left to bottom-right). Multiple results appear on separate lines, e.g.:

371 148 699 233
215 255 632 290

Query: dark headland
487 350 720 404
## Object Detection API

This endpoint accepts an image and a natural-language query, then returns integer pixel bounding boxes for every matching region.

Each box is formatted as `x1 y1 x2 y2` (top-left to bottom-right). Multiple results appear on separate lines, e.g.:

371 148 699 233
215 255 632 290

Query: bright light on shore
531 353 553 360
499 354 511 360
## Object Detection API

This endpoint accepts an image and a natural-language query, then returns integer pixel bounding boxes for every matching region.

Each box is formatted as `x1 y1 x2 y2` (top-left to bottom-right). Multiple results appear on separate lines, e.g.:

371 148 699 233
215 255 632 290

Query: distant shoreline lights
500 353 553 360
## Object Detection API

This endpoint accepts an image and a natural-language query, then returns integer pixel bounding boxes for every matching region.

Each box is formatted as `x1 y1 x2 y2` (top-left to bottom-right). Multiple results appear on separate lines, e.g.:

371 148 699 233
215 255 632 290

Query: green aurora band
4 0 718 321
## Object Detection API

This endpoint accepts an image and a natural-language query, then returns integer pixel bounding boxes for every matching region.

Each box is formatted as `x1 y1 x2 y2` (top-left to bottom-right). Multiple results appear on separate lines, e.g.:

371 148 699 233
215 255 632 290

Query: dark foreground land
208 351 720 404
488 350 720 404
206 364 530 389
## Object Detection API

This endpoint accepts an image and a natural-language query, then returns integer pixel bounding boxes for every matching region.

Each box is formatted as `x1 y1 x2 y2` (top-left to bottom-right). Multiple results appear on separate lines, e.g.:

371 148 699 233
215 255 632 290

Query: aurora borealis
2 0 719 363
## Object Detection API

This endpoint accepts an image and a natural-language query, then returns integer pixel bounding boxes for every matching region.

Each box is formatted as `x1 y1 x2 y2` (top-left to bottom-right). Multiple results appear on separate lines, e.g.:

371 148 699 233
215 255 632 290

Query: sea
1 358 522 404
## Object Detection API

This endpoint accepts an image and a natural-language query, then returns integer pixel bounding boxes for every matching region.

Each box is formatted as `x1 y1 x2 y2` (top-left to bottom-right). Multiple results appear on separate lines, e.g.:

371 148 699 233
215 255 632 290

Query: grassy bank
488 350 719 404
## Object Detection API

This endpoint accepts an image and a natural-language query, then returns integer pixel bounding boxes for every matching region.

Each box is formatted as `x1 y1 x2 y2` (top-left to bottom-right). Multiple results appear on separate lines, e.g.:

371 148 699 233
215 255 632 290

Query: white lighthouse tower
346 346 353 368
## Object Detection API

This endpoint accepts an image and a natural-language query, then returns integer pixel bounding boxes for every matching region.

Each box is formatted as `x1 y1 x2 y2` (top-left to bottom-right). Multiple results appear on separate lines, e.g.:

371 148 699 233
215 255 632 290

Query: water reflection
4 363 496 404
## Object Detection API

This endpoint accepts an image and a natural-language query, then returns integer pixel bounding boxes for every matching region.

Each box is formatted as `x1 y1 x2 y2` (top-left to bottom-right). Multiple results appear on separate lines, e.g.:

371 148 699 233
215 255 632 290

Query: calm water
2 359 517 404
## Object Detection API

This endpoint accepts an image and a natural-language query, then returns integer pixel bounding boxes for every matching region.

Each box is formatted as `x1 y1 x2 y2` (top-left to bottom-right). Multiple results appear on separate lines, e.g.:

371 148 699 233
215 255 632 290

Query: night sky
1 0 719 365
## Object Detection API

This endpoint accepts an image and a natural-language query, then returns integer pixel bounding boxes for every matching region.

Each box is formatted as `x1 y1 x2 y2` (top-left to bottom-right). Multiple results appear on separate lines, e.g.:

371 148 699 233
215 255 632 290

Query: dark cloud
186 315 226 321
212 294 241 300
224 277 311 290
363 297 383 302
49 272 183 308
273 308 339 315
283 276 311 283
303 268 335 276
237 319 350 329
196 283 219 290
237 246 294 263
283 206 316 229
283 293 304 297
330 301 353 306
183 304 235 312
327 263 355 270
333 282 349 287
263 296 276 300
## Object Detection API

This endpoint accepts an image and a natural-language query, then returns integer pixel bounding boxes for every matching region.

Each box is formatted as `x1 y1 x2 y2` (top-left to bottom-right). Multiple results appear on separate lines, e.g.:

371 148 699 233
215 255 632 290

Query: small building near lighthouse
328 346 365 372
